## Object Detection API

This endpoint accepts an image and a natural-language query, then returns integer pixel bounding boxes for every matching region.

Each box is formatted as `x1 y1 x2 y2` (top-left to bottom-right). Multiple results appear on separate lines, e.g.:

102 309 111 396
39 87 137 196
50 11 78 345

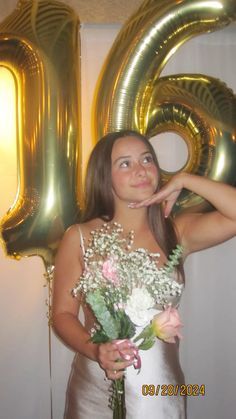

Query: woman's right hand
97 339 138 380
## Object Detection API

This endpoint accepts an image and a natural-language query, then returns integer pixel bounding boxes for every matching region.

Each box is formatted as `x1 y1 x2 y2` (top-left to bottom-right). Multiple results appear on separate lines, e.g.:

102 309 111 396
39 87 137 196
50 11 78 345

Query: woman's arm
52 225 98 360
174 173 236 255
52 224 134 378
130 173 236 255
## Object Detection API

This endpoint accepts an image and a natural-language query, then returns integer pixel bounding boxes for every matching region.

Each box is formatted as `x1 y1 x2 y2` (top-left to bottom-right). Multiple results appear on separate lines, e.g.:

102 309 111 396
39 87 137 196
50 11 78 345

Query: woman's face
111 136 159 205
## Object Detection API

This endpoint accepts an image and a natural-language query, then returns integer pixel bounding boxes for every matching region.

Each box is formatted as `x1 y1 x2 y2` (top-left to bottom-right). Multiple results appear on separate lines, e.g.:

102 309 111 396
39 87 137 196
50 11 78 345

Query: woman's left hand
128 174 183 217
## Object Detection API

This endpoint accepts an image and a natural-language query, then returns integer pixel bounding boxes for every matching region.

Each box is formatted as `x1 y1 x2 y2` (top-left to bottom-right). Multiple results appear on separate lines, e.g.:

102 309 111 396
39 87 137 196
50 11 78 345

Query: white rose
125 287 155 327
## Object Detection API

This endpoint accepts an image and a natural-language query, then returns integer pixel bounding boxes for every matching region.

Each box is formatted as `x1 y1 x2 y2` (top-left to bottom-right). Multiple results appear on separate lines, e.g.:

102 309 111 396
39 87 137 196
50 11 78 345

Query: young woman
52 130 236 419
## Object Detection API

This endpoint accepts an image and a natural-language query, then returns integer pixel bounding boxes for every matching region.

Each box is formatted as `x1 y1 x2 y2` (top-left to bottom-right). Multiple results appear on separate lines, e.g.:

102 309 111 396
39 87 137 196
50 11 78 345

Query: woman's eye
120 160 130 168
143 155 153 164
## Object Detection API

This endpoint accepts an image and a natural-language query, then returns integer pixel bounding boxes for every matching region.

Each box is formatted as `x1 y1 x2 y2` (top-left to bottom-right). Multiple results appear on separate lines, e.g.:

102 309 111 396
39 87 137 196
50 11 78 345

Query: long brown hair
82 130 184 278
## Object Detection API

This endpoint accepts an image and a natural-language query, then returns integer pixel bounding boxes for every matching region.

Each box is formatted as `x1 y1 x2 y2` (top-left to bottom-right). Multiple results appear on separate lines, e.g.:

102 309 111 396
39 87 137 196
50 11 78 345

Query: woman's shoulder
55 219 102 262
64 218 104 240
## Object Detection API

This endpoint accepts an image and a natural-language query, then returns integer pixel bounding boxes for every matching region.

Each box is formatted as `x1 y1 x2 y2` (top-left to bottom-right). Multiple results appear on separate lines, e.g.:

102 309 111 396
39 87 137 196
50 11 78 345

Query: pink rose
152 306 183 343
102 258 119 284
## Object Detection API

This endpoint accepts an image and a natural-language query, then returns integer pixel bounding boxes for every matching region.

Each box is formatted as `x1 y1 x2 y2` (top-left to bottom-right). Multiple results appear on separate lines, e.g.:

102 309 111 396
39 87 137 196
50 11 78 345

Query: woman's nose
134 162 146 176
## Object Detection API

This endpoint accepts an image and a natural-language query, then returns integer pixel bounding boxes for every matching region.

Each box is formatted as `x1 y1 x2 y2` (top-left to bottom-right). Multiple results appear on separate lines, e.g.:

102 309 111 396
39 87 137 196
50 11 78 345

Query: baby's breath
72 222 183 307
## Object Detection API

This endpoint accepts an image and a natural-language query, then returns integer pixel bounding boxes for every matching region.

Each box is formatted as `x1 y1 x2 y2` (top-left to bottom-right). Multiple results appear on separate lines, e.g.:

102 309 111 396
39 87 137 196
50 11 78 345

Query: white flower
125 287 155 326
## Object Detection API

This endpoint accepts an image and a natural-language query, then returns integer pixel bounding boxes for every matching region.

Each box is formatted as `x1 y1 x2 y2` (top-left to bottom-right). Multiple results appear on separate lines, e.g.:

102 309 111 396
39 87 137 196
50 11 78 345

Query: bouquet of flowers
72 222 184 419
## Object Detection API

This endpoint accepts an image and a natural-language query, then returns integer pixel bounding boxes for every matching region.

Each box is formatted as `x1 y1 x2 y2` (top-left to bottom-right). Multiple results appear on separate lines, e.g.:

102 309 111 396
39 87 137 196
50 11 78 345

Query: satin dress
64 230 186 419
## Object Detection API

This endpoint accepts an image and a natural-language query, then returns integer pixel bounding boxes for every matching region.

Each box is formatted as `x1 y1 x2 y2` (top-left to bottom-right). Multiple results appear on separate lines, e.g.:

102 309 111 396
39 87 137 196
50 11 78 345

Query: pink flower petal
152 306 183 344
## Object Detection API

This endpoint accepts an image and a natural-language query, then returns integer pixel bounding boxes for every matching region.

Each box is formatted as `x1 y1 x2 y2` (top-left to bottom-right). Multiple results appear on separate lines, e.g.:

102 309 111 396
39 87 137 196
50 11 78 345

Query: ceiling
0 0 144 24
67 0 144 23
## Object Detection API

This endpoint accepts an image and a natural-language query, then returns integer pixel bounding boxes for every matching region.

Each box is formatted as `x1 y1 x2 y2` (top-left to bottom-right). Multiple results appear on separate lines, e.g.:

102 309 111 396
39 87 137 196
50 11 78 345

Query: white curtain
0 15 236 419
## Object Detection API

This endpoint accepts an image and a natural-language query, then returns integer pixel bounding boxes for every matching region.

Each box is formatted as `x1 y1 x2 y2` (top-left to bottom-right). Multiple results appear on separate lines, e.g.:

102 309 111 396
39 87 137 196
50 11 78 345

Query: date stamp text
142 384 205 397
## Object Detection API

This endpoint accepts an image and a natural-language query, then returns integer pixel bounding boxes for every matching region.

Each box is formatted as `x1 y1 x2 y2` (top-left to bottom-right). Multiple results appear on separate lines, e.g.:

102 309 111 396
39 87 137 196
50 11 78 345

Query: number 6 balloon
93 0 236 212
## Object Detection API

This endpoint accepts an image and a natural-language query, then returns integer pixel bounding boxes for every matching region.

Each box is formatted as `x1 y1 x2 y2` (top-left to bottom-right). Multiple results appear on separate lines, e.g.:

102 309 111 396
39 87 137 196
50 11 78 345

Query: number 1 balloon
0 0 81 266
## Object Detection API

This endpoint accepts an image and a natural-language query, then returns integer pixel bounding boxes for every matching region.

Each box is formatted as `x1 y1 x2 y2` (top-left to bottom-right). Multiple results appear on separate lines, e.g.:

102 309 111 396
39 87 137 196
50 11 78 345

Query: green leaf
117 312 136 339
133 324 153 343
138 335 156 350
163 244 184 274
86 291 119 340
90 330 110 343
133 324 156 350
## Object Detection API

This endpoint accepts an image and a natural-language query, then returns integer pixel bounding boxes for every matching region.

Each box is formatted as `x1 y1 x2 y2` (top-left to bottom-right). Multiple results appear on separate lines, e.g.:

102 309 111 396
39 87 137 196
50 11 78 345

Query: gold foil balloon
93 0 236 211
0 0 81 266
147 74 236 212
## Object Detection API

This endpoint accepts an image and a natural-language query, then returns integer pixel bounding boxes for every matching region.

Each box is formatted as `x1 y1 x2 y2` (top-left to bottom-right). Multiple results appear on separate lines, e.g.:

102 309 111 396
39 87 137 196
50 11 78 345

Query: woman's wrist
174 172 209 194
174 172 192 189
92 342 100 363
168 172 189 193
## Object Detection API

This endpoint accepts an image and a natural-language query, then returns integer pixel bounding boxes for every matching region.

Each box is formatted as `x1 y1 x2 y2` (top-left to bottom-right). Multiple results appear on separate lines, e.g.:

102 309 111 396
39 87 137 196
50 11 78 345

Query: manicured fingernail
114 339 127 346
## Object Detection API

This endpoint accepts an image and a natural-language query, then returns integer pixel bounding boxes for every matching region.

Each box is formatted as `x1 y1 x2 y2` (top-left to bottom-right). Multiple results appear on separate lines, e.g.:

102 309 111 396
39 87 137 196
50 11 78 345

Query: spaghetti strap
78 225 86 257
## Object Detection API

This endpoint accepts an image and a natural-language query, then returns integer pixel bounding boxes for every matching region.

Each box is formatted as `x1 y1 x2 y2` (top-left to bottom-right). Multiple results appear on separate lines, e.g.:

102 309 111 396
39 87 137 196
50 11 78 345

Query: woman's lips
132 181 151 188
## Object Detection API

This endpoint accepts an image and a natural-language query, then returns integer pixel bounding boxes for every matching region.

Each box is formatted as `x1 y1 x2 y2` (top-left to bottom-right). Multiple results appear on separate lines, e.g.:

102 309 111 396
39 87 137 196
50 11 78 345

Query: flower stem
113 377 126 419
